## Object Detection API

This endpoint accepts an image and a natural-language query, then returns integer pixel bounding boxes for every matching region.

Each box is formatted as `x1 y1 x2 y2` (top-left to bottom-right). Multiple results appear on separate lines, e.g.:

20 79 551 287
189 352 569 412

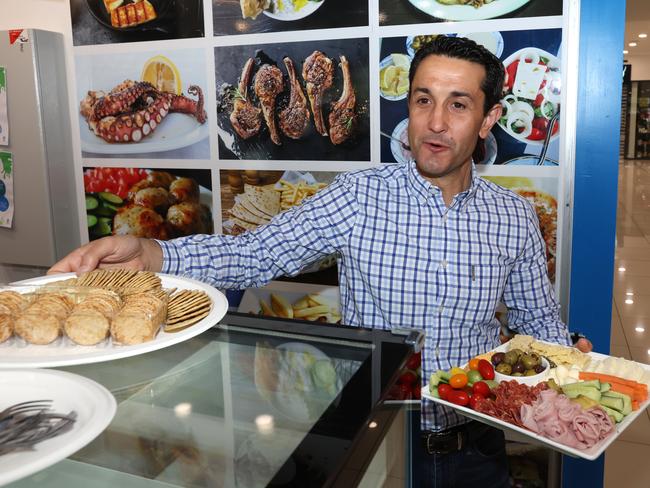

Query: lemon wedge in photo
391 53 410 70
141 55 182 95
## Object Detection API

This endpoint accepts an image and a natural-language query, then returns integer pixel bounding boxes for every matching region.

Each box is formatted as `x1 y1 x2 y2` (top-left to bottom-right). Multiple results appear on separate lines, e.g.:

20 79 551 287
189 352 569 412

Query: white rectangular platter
0 272 228 368
422 344 650 460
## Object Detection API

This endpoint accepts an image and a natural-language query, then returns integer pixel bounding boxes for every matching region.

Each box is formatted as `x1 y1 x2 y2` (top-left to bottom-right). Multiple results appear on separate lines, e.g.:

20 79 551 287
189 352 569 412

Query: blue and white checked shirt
159 160 571 431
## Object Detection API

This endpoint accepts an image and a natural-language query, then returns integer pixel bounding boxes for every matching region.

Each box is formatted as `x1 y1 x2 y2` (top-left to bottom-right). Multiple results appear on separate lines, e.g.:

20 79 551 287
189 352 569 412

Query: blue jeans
411 416 510 488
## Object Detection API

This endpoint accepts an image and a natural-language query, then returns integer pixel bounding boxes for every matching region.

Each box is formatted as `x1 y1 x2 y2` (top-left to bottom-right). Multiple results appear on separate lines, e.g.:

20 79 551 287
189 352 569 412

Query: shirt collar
406 160 479 210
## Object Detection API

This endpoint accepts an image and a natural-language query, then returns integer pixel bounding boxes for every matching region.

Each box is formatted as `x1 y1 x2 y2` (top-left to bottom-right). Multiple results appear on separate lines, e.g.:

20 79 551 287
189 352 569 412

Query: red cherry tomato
533 117 549 131
477 360 495 381
529 128 545 140
472 381 490 398
398 370 417 385
406 352 421 371
437 384 452 401
447 390 470 407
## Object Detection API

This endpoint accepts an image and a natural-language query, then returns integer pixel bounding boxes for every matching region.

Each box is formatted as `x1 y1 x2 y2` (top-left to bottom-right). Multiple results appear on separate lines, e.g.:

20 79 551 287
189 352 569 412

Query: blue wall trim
564 0 626 486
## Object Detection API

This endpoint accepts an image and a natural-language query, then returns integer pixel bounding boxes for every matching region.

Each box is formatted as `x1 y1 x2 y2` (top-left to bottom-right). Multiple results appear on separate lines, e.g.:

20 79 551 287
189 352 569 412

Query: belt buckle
424 431 464 455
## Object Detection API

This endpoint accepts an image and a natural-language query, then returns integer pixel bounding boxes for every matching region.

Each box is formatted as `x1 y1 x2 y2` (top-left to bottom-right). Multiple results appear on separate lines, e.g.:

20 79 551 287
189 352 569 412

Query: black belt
421 421 486 455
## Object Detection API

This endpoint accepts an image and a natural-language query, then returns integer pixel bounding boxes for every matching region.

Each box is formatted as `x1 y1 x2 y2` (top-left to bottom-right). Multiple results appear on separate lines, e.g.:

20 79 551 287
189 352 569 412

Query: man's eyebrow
411 87 474 99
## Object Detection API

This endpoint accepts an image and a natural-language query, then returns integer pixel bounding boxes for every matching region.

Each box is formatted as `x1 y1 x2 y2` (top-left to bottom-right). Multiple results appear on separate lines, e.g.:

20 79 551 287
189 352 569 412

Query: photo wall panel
380 28 563 166
213 0 369 36
66 0 569 296
71 0 206 46
215 38 370 161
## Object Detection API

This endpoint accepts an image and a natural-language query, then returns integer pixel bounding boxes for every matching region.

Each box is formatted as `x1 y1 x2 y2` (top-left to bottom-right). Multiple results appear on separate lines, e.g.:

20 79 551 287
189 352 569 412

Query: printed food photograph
239 282 341 324
378 0 562 26
75 49 209 159
212 0 367 36
484 176 557 282
215 38 370 161
423 334 650 460
219 169 336 235
70 0 205 46
83 166 213 241
379 29 562 165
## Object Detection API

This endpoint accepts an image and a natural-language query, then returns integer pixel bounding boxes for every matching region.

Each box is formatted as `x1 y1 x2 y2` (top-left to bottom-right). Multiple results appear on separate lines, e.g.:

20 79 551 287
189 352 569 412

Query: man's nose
427 105 448 133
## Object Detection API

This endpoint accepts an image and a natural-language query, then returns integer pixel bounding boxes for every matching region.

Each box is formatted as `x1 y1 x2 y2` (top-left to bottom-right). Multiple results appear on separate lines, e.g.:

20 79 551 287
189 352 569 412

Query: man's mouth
423 141 450 152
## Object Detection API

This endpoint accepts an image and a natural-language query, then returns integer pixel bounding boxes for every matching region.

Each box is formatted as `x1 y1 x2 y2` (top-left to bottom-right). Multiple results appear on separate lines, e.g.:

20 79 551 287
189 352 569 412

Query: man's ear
479 103 502 139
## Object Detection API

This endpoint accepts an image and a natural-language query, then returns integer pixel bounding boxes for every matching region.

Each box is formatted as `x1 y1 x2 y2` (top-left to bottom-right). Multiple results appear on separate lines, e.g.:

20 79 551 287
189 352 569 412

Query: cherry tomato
413 383 422 400
529 128 545 140
449 373 468 389
447 390 470 407
472 381 490 398
477 360 495 381
468 358 480 371
399 382 412 399
533 117 549 131
398 370 417 385
406 352 421 371
437 384 452 401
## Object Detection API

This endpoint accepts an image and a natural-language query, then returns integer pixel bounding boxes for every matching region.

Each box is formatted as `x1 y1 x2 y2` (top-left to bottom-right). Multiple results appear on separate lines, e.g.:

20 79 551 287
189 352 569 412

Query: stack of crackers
0 269 213 347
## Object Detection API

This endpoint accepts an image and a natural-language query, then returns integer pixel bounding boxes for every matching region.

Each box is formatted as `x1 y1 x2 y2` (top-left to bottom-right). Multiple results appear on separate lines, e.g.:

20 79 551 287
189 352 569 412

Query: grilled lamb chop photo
230 58 262 140
279 57 310 140
328 55 356 145
302 51 334 137
254 64 284 145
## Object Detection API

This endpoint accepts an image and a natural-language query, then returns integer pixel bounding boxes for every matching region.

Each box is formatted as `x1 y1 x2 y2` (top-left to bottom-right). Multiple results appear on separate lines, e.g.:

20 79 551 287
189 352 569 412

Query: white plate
0 369 116 486
0 273 228 368
422 344 650 460
263 0 325 20
497 47 561 146
379 55 409 101
80 113 209 155
408 0 530 21
389 118 496 165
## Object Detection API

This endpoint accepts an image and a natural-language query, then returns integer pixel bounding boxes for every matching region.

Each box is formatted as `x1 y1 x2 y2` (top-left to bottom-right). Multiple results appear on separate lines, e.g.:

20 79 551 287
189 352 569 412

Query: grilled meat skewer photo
328 55 356 145
279 57 311 140
254 64 284 145
302 51 334 137
230 58 262 140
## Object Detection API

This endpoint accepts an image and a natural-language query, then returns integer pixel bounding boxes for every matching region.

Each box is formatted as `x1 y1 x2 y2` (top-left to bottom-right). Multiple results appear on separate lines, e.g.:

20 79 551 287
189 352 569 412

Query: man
52 37 589 487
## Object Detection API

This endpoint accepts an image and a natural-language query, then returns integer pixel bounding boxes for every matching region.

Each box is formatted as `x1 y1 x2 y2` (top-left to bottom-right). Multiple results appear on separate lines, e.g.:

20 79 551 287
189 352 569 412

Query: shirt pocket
449 261 507 323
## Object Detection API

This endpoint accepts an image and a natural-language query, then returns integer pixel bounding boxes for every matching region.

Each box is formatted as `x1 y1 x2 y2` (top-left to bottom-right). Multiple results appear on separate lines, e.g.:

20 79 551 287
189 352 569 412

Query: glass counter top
8 313 419 488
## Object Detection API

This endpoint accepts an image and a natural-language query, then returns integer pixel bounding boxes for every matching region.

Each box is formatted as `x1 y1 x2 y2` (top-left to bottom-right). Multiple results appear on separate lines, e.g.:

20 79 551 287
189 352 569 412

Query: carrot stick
579 371 647 391
633 400 640 411
608 383 646 403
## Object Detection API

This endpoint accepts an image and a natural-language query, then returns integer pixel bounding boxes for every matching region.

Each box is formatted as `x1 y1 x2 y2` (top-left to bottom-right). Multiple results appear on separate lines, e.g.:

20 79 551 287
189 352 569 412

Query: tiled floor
604 159 650 488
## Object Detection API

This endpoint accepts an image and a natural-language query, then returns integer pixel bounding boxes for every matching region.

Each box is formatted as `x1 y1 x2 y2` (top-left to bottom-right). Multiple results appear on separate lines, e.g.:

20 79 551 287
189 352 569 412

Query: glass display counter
8 313 422 488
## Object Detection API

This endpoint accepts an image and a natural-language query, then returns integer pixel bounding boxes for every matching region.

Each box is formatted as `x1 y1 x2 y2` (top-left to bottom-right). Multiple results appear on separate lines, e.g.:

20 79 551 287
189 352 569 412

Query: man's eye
416 97 430 105
451 102 466 110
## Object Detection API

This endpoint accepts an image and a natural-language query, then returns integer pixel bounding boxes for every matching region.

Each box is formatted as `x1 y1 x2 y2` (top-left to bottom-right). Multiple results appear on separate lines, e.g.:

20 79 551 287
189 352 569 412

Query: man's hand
48 236 164 275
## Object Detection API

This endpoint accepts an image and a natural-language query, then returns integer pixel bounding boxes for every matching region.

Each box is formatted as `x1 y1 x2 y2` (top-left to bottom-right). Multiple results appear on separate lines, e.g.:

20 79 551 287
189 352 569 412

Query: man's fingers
47 247 86 275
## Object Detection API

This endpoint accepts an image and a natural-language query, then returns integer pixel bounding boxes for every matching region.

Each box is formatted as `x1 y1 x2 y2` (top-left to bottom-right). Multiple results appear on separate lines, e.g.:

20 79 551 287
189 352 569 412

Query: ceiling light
636 326 645 332
647 349 650 355
626 292 634 296
618 267 626 272
639 33 648 38
369 421 378 429
623 50 629 54
625 299 634 304
629 42 638 47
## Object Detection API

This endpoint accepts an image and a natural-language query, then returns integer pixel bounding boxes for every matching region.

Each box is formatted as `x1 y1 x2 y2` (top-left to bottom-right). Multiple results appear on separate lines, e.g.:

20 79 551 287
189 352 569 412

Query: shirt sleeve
157 174 359 289
502 203 572 346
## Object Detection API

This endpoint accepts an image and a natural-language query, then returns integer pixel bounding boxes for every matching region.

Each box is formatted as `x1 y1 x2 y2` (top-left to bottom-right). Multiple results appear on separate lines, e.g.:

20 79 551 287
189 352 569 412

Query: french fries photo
277 180 327 210
256 292 341 324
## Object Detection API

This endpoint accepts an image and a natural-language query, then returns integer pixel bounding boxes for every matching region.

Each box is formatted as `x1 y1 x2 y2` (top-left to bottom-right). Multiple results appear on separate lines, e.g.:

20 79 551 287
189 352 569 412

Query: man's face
407 55 501 181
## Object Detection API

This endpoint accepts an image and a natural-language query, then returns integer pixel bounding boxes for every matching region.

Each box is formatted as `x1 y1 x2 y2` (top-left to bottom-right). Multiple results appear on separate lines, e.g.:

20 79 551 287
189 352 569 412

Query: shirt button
441 260 447 269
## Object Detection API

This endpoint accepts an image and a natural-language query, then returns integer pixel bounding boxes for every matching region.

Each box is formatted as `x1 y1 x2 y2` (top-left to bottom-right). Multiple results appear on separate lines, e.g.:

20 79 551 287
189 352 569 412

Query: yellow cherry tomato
468 358 481 371
449 373 468 389
449 367 466 377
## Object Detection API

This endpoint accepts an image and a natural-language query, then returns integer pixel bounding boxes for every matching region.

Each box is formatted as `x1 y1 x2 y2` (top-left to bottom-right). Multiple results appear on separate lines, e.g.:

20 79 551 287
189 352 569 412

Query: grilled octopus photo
113 171 212 239
226 50 359 147
80 80 207 144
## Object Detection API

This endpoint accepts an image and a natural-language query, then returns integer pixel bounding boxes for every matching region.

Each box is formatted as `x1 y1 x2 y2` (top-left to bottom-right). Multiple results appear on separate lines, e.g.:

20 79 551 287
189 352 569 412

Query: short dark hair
408 36 505 114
